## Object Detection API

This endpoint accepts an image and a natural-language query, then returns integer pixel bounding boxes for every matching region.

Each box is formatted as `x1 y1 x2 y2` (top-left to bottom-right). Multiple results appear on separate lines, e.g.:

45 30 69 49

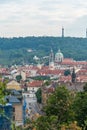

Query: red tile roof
63 58 74 63
77 69 87 75
47 87 55 93
59 75 71 83
28 80 44 87
61 59 87 66
38 69 64 76
76 75 87 82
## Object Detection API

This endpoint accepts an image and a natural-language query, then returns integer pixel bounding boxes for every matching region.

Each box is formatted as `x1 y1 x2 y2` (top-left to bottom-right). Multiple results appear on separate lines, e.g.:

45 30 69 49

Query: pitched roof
28 80 44 87
6 80 21 90
59 75 71 83
76 75 87 82
38 69 64 76
5 96 21 104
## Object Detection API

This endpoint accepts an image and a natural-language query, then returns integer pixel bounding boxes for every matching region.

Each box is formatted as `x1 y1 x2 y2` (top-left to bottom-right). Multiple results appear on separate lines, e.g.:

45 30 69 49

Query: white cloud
0 0 87 37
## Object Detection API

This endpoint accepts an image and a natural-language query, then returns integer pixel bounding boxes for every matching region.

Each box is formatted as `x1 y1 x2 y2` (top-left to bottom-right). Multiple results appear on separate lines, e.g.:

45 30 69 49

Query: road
23 91 41 119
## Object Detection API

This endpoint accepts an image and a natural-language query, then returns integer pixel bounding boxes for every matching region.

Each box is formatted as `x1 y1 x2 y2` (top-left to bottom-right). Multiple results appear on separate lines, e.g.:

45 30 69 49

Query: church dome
55 49 64 62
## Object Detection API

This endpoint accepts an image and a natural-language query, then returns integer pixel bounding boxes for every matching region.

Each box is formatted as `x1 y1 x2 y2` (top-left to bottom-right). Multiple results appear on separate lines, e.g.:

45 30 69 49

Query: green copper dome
55 49 64 62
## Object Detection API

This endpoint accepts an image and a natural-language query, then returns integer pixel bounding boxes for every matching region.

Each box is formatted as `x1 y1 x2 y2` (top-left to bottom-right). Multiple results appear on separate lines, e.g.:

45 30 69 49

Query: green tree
44 86 74 129
61 122 82 130
44 80 51 86
64 69 71 76
36 88 42 103
0 81 7 105
16 75 22 83
35 116 50 130
73 92 87 129
35 115 58 130
83 83 87 92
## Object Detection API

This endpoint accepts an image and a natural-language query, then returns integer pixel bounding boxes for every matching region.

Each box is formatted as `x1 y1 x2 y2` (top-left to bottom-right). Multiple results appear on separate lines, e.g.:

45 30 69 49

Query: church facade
49 49 87 70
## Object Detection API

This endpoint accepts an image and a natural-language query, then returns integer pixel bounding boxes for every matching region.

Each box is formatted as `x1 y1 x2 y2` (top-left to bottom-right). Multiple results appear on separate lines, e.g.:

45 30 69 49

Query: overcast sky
0 0 87 37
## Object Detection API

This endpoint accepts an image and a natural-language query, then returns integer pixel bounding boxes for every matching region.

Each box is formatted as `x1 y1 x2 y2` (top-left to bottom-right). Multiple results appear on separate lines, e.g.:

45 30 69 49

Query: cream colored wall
6 80 21 90
13 104 23 126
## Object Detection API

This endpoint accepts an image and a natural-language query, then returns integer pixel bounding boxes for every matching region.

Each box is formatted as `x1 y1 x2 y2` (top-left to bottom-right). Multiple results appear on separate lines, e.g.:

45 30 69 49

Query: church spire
71 67 76 83
49 48 54 63
49 49 54 70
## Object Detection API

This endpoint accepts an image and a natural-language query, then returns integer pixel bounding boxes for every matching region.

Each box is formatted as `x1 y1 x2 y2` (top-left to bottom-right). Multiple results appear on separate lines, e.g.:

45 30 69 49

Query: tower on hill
62 27 64 38
86 28 87 38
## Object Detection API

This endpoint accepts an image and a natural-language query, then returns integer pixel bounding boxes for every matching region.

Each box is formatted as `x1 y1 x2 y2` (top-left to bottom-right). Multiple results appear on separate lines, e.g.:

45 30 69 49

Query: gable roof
28 80 44 87
6 80 21 90
5 96 21 104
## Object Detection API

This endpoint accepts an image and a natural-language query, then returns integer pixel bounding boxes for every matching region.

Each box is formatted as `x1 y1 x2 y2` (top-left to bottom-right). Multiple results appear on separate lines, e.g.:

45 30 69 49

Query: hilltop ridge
0 36 87 65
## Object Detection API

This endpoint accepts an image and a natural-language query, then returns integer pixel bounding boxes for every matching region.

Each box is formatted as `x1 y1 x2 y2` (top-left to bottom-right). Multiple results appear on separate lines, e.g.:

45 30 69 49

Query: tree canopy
34 83 87 130
72 91 87 129
64 69 71 76
0 81 7 105
44 86 74 127
36 88 42 104
0 37 87 65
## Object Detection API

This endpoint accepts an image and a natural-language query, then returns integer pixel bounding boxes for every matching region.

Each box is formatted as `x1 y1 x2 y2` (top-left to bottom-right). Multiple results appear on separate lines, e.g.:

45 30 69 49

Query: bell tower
71 67 76 83
49 49 54 70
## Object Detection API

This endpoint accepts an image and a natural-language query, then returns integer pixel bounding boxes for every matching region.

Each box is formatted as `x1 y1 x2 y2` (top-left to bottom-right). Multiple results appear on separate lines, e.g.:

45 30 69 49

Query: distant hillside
0 36 87 66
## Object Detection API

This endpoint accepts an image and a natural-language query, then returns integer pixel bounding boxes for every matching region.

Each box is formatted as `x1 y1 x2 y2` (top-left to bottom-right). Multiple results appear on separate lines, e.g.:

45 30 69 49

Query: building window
13 107 15 112
13 115 15 121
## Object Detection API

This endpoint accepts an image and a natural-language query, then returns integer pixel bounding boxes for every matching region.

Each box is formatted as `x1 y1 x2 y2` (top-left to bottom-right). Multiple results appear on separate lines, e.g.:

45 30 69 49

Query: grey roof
5 96 21 104
11 89 21 95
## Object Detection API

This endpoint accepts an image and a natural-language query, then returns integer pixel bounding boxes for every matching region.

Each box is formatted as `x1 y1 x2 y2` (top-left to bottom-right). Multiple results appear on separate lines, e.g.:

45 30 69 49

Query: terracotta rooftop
76 75 87 82
38 69 64 76
59 75 71 83
77 69 87 75
28 80 44 87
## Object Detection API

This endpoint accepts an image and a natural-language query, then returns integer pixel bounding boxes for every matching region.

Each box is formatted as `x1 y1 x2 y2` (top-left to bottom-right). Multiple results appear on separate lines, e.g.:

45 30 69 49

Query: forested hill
0 36 87 66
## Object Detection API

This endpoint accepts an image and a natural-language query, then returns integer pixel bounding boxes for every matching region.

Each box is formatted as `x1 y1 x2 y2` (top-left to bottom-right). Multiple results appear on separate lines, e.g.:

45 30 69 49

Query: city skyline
0 0 87 37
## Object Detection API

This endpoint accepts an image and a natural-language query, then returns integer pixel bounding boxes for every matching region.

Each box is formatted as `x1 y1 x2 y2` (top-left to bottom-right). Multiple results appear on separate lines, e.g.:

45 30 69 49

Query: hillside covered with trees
0 37 87 65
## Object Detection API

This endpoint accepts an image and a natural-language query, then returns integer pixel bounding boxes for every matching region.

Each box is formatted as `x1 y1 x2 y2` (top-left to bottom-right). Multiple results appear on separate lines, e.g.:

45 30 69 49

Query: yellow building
6 80 21 91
